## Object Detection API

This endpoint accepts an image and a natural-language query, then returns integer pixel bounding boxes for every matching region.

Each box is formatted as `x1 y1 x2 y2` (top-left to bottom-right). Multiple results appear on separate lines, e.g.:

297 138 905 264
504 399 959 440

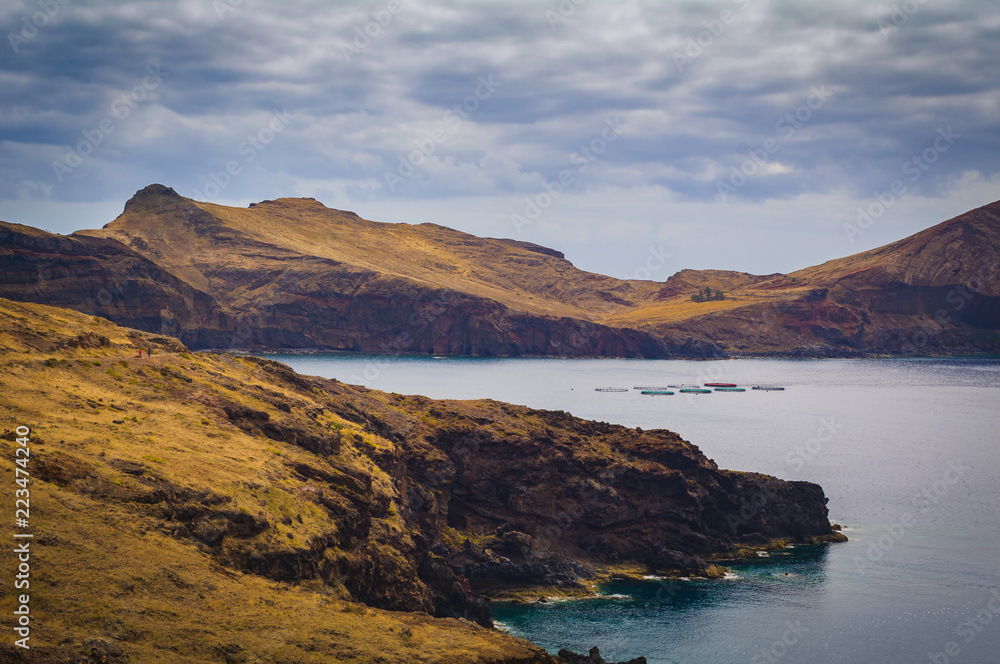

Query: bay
260 354 1000 664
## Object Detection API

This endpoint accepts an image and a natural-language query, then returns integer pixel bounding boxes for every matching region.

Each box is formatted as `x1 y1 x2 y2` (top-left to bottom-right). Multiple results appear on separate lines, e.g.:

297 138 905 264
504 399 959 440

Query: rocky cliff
0 218 229 346
3 184 996 357
634 203 1000 355
3 186 719 357
0 298 842 662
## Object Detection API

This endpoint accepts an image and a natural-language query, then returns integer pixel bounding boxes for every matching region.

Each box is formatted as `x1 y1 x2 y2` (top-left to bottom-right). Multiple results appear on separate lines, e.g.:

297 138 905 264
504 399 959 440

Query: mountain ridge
2 185 998 356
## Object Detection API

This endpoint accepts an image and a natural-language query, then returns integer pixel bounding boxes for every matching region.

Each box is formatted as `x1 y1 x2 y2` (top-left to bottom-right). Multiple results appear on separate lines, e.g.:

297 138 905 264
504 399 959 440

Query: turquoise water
260 354 1000 663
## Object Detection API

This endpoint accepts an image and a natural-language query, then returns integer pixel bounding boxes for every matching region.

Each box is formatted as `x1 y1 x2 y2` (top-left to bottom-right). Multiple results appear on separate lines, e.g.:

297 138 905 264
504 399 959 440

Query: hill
69 185 682 357
598 201 1000 355
2 184 998 356
0 217 226 346
0 298 842 662
89 185 660 321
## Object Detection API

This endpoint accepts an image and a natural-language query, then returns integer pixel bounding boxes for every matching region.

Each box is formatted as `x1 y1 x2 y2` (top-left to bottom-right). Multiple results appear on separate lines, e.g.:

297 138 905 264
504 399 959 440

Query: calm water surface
261 354 1000 664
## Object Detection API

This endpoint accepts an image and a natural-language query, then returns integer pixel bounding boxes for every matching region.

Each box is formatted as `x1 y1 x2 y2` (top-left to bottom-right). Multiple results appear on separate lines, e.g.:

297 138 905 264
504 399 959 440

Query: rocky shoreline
218 346 1000 362
558 646 647 664
0 297 847 662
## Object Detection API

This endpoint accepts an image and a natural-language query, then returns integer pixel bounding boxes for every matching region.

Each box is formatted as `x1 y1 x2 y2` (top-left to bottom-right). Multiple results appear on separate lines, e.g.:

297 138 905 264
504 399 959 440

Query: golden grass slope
0 298 549 664
787 201 1000 294
80 186 661 321
73 186 1000 355
611 201 1000 329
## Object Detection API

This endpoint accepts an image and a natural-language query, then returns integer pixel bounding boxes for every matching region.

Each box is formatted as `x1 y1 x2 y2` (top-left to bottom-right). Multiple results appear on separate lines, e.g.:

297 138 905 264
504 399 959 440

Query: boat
679 388 712 394
634 386 670 390
752 385 786 391
667 384 702 389
594 387 628 392
714 387 746 392
704 382 738 387
640 390 675 395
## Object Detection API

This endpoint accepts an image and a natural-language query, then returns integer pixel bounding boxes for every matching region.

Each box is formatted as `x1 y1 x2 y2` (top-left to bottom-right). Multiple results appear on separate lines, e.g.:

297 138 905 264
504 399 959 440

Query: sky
1 0 998 280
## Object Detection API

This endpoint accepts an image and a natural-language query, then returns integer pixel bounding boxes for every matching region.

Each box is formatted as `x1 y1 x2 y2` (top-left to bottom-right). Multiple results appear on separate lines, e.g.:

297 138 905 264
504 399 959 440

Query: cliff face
0 219 231 347
2 185 722 357
0 298 841 662
607 201 1000 356
316 386 841 597
3 184 997 357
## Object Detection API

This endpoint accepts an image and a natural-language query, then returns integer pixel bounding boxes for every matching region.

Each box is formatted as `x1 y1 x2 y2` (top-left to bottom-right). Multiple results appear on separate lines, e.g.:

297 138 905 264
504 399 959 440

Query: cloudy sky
1 0 998 278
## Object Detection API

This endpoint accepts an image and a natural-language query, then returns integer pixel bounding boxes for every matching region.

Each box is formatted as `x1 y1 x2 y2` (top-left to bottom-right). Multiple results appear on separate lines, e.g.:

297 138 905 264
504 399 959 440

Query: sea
260 354 1000 664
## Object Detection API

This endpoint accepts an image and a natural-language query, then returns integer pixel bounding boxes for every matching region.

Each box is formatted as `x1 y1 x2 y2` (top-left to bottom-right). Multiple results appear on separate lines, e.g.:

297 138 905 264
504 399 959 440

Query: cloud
0 0 997 274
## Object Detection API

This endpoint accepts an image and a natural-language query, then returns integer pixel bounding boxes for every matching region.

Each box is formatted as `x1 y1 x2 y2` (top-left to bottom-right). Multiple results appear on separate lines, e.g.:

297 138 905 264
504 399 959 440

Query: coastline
0 297 847 663
247 347 1000 361
483 534 848 604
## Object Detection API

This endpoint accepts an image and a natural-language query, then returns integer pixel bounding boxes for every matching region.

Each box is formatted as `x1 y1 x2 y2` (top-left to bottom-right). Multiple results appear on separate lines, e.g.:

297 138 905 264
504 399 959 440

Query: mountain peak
119 184 185 217
247 196 348 213
65 190 998 357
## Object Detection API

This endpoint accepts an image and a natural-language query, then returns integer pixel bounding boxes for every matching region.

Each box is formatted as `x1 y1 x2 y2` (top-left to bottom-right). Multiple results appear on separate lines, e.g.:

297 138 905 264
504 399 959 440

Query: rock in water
557 645 647 664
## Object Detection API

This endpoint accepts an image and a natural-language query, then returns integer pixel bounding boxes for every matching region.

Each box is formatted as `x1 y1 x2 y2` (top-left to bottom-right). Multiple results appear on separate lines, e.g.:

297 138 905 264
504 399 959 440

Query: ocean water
260 354 1000 664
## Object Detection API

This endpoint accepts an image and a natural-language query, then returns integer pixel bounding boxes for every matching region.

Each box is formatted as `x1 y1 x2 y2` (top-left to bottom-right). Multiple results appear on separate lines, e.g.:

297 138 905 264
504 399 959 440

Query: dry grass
68 188 1000 356
0 477 540 663
0 298 549 663
601 285 816 326
602 294 760 326
79 193 662 321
